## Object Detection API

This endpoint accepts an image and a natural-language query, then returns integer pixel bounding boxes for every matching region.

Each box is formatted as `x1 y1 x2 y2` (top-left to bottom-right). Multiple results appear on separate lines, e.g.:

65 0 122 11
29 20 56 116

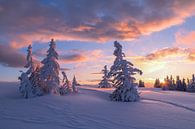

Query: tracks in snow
141 98 195 113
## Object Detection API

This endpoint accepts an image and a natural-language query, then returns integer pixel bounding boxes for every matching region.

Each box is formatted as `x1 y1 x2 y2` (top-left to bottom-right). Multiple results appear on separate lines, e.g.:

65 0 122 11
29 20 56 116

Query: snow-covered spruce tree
57 71 71 95
72 75 78 93
40 39 60 93
99 65 112 88
108 41 142 102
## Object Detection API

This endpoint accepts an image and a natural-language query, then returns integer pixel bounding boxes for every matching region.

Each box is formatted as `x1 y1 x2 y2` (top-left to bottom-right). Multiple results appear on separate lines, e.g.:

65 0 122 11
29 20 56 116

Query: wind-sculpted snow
0 83 195 129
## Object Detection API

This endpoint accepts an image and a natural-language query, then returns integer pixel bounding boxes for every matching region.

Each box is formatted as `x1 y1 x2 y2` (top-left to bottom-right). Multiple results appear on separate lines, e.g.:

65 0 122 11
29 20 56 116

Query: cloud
60 68 71 71
60 54 87 63
0 0 195 48
138 47 195 62
175 30 195 47
60 49 103 63
0 44 26 67
34 48 103 63
91 72 102 75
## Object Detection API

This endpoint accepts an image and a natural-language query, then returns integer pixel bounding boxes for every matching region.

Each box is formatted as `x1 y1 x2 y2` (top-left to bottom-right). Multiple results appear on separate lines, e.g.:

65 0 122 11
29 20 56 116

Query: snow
1 82 195 129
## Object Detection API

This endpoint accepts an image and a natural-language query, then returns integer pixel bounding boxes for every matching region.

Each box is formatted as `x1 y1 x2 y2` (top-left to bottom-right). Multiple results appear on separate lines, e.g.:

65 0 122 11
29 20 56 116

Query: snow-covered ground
0 82 195 129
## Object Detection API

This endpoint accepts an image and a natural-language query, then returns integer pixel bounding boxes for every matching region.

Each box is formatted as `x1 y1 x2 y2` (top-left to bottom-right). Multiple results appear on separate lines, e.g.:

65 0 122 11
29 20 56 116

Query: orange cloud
135 47 195 62
175 30 195 47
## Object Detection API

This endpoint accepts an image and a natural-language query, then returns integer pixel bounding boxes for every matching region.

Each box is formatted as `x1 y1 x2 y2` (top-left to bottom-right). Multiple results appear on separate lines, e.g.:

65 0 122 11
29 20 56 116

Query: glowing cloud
0 0 195 48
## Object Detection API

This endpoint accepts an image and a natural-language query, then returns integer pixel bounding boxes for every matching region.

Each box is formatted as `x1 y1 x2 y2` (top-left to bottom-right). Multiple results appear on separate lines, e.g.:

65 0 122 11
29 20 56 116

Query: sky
0 0 195 86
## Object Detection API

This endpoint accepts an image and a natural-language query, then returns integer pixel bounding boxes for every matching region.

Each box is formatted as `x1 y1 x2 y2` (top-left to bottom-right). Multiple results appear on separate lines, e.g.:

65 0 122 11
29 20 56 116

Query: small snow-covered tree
108 41 142 102
19 72 34 98
99 65 112 88
72 75 78 93
29 66 44 95
40 39 60 92
57 71 71 95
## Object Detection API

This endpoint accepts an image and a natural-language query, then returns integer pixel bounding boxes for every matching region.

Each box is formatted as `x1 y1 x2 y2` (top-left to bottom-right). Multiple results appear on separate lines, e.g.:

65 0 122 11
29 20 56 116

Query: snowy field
0 82 195 129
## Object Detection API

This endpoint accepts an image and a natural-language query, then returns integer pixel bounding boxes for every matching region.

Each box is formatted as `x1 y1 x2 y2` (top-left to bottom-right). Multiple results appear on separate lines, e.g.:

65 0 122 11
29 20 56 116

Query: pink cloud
137 47 195 62
175 30 195 47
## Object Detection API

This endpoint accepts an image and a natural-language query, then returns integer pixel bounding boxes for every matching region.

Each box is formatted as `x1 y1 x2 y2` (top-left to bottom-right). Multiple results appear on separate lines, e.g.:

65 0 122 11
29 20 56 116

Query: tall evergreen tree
99 65 112 88
40 39 60 92
108 41 142 102
19 45 35 98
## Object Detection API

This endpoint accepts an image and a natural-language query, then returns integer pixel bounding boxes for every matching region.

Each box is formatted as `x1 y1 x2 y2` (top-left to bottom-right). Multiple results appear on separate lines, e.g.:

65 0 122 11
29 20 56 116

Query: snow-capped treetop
62 71 69 84
102 65 109 77
24 44 35 74
113 41 125 61
42 39 59 64
72 75 76 85
72 75 80 86
108 41 139 79
40 39 60 86
24 45 32 68
48 38 58 59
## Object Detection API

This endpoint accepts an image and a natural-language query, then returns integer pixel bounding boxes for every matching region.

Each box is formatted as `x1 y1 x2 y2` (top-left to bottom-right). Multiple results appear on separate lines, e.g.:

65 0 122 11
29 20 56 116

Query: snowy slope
0 83 195 129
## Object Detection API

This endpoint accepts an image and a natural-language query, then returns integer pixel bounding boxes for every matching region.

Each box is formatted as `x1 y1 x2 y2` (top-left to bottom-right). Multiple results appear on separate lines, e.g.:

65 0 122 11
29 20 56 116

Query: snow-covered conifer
72 75 78 93
29 66 44 95
57 71 71 95
40 39 60 92
108 41 142 102
99 65 112 88
19 72 34 99
19 45 37 98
